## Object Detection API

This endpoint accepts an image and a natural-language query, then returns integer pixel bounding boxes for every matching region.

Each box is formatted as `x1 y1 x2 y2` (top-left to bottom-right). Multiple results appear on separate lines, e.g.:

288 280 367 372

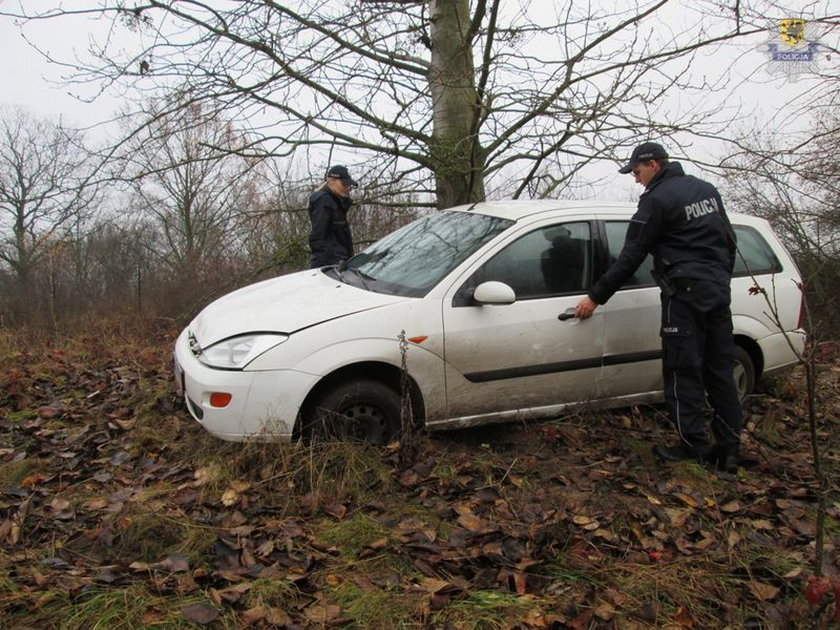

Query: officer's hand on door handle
575 295 598 319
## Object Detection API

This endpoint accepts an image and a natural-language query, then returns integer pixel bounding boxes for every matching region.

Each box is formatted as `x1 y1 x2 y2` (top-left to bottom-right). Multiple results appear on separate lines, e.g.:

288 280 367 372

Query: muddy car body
174 200 805 442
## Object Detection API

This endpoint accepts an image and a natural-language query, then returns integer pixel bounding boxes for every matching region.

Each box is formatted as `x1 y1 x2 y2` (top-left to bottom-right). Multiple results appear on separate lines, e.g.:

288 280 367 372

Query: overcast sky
0 1 835 198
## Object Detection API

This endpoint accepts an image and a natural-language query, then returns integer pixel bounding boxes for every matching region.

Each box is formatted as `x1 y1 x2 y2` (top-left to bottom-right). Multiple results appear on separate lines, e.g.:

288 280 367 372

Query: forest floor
1 317 839 629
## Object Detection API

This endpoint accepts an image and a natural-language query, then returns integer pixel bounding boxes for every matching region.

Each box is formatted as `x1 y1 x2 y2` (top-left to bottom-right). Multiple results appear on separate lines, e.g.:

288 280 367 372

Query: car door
597 219 662 398
440 220 605 422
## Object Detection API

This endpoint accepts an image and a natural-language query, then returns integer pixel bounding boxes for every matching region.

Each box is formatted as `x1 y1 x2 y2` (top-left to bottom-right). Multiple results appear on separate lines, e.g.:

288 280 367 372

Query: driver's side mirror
473 281 516 305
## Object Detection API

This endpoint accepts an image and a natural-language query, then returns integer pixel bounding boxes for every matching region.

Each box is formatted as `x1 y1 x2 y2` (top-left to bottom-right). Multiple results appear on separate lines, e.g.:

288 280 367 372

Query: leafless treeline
0 1 837 329
0 104 420 327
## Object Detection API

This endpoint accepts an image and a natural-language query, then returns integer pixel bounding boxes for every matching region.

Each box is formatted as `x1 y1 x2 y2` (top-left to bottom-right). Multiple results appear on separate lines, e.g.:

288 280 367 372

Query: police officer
575 142 742 473
308 165 357 268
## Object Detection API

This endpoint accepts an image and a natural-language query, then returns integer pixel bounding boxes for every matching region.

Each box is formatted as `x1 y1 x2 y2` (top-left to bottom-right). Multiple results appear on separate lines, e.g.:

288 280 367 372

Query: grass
242 577 305 610
328 580 426 628
2 317 838 628
0 457 42 486
436 591 546 630
316 512 391 560
30 585 228 630
112 506 211 564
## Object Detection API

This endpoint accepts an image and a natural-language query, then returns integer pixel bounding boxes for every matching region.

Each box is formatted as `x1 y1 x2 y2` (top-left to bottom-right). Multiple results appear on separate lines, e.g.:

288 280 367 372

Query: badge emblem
779 18 806 47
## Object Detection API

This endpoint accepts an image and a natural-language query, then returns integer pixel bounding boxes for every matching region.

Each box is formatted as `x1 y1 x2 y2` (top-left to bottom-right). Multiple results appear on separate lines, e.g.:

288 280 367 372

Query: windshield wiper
333 260 347 282
346 267 375 291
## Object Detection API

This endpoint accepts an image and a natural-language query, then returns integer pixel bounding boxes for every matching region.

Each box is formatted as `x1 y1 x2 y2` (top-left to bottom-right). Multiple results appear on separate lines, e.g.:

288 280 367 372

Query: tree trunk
427 0 485 209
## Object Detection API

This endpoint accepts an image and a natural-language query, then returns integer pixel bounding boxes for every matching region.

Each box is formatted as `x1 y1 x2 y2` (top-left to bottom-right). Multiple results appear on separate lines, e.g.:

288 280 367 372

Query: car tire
732 345 755 403
305 378 401 444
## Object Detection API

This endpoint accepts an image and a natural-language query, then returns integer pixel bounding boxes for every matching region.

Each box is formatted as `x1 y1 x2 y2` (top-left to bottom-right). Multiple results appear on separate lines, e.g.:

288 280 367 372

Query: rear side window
603 221 655 288
733 225 783 276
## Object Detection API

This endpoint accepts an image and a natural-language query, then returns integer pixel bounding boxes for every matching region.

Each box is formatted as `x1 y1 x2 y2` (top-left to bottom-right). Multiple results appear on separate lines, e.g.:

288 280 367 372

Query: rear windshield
329 211 513 297
733 225 783 276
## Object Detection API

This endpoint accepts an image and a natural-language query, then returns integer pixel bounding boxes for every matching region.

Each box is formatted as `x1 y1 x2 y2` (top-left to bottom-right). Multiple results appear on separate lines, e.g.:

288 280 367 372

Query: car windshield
330 211 513 297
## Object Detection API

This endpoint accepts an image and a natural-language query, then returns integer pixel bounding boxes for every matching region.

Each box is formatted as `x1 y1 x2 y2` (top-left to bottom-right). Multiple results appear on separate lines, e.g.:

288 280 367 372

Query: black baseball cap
618 142 669 174
326 165 358 186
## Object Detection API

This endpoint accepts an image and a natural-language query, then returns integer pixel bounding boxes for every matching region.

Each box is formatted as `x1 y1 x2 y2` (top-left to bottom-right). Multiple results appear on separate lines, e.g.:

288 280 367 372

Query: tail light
797 290 806 330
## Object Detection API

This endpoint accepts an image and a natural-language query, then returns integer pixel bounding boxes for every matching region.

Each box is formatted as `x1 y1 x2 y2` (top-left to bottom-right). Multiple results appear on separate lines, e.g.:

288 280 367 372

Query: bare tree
2 1 773 208
715 9 839 581
0 106 98 320
719 100 840 334
116 102 266 289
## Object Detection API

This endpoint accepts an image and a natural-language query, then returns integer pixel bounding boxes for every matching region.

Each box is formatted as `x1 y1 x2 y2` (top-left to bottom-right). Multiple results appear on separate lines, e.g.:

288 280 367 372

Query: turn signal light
209 392 233 408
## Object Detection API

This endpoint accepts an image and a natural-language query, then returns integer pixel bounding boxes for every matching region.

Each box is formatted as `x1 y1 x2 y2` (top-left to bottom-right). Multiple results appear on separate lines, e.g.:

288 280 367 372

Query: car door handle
557 312 575 321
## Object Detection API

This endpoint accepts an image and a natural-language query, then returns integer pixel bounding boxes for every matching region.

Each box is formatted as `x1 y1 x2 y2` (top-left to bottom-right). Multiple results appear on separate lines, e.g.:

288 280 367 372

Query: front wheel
304 378 401 444
732 345 755 403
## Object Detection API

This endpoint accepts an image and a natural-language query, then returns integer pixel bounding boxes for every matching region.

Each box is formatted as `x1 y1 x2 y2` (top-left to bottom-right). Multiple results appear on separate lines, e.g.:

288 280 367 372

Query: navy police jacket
308 188 354 268
589 161 736 305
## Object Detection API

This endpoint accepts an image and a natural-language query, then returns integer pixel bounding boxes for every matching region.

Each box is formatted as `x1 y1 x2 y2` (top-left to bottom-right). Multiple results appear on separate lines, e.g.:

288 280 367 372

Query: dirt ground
1 321 838 628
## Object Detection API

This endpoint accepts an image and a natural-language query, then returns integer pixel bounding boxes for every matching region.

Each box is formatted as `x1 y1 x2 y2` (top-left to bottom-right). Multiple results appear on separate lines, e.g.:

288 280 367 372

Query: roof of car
447 199 635 221
447 199 756 224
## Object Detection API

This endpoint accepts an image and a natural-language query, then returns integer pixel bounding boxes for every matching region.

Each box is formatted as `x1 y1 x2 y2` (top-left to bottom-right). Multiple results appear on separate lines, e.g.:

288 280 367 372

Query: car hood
190 269 405 345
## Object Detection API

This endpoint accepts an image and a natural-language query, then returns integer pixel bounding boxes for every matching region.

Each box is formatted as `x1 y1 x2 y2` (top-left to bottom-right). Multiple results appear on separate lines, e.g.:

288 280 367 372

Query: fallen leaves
1 326 839 628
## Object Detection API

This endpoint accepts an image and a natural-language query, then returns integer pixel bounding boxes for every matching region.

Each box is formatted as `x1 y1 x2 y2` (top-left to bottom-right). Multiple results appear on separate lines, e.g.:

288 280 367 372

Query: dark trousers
660 279 743 452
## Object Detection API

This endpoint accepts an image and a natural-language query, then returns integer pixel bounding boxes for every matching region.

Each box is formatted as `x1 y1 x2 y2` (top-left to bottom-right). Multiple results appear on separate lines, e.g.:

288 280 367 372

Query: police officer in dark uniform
308 165 357 268
575 142 742 473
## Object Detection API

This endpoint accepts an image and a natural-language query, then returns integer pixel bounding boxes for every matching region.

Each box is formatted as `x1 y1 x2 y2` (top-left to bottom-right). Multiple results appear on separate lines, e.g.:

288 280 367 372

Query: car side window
603 221 655 288
467 222 591 300
732 225 783 276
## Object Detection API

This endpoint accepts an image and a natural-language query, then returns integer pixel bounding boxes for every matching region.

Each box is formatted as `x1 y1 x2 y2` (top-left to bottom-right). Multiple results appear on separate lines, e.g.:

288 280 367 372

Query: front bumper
173 329 314 441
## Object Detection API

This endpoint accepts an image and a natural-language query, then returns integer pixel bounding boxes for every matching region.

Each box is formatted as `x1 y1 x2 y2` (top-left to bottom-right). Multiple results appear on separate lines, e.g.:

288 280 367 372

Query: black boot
705 445 739 473
653 442 709 463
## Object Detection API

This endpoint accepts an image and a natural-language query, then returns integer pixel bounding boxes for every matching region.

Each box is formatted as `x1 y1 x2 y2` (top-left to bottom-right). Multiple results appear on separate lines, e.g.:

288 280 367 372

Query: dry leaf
673 605 695 627
305 604 341 623
419 577 451 594
181 603 219 624
750 519 775 530
749 580 779 601
673 493 700 509
265 608 293 625
324 503 347 519
20 472 49 488
664 507 691 527
593 600 616 620
642 491 662 506
229 480 251 492
193 466 219 486
239 606 266 627
49 498 71 512
82 498 109 510
457 512 484 532
220 489 239 507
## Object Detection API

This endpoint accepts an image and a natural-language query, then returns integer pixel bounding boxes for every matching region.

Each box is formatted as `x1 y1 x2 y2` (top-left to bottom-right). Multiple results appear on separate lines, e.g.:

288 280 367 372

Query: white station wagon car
174 200 805 442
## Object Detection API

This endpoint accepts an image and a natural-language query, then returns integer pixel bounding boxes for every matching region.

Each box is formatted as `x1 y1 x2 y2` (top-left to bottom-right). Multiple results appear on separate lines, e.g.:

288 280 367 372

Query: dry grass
1 317 838 628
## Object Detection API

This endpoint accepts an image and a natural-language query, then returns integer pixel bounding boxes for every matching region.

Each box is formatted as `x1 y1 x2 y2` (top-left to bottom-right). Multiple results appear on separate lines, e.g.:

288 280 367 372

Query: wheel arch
294 361 426 439
734 334 764 381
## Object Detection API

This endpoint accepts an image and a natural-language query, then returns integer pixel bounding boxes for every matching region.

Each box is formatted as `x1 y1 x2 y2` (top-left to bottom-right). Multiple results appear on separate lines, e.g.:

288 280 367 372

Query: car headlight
198 333 289 369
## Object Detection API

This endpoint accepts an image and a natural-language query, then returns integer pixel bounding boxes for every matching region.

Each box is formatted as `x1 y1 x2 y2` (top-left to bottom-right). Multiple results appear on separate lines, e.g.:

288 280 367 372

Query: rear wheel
732 345 755 403
304 378 401 444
